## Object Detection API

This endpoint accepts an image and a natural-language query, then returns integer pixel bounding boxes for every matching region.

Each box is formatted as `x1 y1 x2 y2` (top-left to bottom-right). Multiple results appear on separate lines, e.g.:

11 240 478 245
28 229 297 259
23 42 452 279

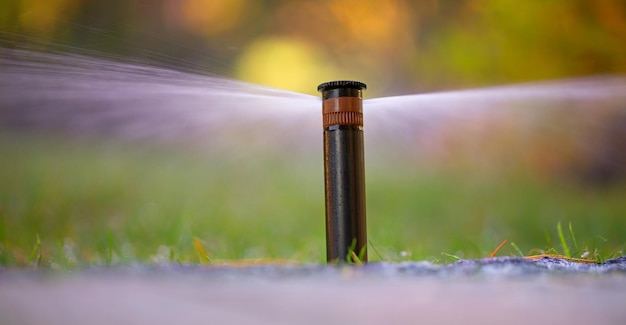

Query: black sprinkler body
318 80 367 263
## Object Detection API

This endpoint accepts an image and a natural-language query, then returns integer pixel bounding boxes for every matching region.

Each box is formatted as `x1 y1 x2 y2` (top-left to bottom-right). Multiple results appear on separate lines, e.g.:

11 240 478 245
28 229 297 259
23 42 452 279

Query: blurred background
3 0 626 95
1 0 625 266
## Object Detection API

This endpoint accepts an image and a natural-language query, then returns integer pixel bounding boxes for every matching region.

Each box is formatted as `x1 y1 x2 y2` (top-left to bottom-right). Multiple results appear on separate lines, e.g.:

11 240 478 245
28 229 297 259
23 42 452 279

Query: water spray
318 80 367 263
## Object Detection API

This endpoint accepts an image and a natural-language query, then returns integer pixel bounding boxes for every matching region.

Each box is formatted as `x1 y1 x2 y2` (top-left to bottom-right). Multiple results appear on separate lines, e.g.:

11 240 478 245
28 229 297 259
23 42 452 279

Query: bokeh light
235 37 344 94
16 0 80 34
167 0 248 36
3 0 625 94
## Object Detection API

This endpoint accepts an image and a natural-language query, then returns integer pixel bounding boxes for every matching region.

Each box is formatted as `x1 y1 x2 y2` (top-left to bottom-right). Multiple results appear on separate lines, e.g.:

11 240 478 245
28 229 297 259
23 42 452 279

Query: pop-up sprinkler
318 80 367 263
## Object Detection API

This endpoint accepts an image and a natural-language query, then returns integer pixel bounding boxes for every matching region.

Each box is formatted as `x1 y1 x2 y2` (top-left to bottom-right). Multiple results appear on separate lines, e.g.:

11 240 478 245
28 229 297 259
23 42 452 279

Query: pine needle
524 254 596 263
488 240 508 258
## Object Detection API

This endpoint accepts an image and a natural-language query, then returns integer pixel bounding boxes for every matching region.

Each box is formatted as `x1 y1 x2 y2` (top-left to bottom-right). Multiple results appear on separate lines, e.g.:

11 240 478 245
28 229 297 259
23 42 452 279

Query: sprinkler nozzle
318 80 367 263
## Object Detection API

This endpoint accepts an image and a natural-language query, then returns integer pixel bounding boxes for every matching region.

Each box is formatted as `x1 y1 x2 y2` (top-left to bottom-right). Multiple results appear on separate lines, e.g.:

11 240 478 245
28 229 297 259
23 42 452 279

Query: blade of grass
368 239 385 261
106 230 115 265
568 222 578 251
544 230 552 249
193 237 211 264
28 234 42 268
357 245 367 262
510 242 524 257
346 238 358 264
557 222 571 258
350 251 363 265
441 252 462 261
169 247 179 264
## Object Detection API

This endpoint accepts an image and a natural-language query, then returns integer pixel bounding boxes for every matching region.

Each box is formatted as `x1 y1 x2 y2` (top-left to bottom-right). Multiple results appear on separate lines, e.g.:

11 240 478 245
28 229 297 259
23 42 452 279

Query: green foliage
531 222 620 262
414 0 626 90
0 135 624 267
2 0 625 94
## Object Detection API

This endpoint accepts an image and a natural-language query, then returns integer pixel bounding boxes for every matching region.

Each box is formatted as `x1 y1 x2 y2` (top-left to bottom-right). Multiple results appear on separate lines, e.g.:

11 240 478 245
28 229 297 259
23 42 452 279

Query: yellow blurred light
235 37 345 95
328 0 413 52
274 0 416 55
180 0 246 36
18 0 79 33
271 0 418 91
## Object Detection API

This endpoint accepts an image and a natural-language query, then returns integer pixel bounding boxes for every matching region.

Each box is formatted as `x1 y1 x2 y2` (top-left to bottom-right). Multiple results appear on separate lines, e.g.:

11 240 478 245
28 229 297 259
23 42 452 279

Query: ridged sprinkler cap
318 80 367 93
318 80 366 127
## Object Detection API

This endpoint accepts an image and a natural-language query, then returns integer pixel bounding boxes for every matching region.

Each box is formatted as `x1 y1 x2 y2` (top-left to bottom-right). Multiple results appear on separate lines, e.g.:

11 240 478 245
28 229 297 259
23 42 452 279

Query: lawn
1 132 624 267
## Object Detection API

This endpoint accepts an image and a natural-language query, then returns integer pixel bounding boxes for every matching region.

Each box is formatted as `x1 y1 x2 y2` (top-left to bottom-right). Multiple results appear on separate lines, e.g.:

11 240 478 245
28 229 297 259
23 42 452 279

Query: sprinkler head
317 80 367 95
318 81 367 128
318 80 368 263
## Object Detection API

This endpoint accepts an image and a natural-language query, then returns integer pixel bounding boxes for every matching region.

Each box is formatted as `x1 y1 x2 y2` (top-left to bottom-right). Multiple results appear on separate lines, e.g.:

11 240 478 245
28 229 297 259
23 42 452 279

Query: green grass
1 133 624 268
